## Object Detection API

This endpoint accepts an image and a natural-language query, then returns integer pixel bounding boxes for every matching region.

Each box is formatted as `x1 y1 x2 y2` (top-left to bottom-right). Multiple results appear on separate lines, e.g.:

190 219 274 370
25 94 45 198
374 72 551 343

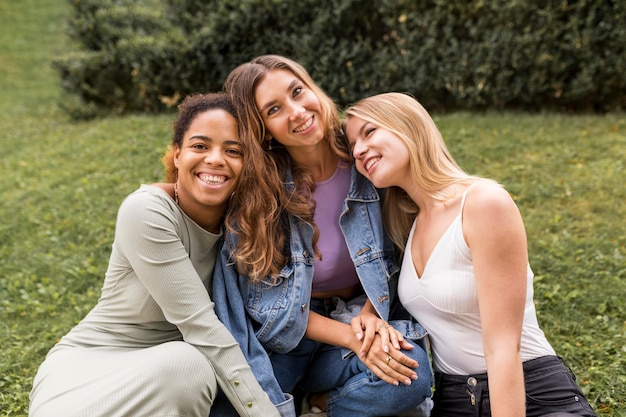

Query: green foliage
53 0 626 116
387 0 626 112
1 0 625 416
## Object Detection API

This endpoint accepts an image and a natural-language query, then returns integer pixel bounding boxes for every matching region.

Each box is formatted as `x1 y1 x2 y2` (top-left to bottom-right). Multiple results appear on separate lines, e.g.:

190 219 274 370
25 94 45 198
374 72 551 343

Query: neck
179 200 225 234
288 143 339 181
406 183 463 216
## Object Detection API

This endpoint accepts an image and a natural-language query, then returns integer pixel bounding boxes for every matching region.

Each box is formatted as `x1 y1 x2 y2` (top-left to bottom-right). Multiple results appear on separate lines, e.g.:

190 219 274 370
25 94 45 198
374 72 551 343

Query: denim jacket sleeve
212 238 295 417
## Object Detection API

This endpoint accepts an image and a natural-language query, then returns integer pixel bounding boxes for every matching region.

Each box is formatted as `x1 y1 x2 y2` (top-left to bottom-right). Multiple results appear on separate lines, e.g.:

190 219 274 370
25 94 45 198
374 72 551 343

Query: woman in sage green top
29 93 293 417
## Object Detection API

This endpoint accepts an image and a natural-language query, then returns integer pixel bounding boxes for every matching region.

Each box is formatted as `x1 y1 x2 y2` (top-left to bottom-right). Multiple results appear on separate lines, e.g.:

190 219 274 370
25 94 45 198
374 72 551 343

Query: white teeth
293 117 313 133
366 157 380 171
199 174 226 185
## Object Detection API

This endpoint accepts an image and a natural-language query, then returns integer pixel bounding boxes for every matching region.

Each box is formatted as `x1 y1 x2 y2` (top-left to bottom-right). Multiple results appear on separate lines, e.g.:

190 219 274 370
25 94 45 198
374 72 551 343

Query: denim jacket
212 164 427 414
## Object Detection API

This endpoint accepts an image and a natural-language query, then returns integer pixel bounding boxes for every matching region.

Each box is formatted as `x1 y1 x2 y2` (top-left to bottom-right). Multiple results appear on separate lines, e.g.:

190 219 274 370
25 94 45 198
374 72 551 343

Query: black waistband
435 355 563 386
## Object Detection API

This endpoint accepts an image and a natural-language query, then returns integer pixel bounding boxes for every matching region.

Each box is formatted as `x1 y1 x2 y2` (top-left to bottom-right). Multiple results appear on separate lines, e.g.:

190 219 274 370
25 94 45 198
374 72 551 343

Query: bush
55 0 626 116
386 0 626 111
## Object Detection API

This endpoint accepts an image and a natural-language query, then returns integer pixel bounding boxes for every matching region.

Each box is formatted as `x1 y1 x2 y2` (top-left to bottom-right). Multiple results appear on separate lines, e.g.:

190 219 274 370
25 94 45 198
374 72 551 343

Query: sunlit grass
1 1 624 416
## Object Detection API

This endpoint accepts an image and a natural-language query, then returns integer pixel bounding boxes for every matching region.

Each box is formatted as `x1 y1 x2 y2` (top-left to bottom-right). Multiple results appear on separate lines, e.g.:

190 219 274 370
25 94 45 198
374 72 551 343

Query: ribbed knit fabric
398 186 555 375
29 185 280 417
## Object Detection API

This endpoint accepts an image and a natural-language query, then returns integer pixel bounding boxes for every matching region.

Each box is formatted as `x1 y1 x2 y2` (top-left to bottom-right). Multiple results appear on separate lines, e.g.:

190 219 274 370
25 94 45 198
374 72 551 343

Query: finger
350 316 364 340
359 327 377 358
388 327 402 350
386 355 418 384
369 362 400 386
394 352 419 371
376 325 392 353
378 355 415 385
398 339 415 351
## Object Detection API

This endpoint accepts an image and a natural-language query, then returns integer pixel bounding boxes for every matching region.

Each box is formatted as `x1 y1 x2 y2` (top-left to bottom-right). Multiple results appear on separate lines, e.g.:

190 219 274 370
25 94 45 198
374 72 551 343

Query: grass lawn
1 1 624 416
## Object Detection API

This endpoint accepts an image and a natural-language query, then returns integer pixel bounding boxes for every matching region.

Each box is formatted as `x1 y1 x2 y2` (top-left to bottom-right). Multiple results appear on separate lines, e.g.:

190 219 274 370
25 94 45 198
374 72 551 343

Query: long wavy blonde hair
224 55 352 282
344 92 488 250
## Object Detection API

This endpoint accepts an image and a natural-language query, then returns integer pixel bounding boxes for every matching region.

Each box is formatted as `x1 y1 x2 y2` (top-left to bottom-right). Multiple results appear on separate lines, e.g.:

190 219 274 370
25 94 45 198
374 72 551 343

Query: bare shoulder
463 181 522 232
465 181 516 213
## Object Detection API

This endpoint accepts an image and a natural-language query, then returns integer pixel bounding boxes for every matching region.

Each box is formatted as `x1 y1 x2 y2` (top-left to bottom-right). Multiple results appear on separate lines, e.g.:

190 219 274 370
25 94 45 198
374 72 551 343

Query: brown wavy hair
224 55 352 282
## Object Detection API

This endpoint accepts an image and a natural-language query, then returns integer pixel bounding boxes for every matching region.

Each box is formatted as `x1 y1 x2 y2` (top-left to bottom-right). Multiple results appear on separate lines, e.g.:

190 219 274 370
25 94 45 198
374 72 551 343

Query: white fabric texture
399 186 555 375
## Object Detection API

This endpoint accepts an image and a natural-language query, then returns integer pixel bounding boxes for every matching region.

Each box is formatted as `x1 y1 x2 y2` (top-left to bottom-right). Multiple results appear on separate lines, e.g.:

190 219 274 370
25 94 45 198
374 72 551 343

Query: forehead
344 115 367 142
256 69 298 98
185 109 238 137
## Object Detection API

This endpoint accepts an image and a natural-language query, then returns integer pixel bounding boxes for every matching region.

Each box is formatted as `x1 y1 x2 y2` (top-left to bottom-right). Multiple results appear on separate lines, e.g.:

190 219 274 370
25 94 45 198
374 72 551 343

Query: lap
432 356 596 417
30 342 217 417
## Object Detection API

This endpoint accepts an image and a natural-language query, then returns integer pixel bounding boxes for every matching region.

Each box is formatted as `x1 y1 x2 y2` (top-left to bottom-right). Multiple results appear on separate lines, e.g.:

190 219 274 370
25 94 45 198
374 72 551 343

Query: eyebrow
349 121 368 142
258 78 300 114
188 135 242 146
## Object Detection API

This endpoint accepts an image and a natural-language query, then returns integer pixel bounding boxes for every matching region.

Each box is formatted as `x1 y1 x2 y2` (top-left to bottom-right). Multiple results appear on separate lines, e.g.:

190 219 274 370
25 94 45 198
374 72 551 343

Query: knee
148 342 218 403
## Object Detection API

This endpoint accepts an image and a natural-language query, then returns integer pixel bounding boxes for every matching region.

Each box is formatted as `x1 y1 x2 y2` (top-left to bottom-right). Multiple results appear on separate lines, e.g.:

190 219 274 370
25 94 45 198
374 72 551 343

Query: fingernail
404 379 411 385
356 332 362 340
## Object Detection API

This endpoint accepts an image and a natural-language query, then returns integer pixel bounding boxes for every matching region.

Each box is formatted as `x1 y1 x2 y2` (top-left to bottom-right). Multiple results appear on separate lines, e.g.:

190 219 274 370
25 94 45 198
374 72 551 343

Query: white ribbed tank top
398 185 555 375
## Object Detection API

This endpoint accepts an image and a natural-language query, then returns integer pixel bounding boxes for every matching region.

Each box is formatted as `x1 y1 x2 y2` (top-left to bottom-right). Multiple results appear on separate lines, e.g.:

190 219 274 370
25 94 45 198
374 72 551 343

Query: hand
359 333 419 386
351 314 413 358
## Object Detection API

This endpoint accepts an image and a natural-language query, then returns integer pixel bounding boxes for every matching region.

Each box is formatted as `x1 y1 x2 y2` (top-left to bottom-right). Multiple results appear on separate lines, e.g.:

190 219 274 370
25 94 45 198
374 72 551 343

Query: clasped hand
351 313 419 386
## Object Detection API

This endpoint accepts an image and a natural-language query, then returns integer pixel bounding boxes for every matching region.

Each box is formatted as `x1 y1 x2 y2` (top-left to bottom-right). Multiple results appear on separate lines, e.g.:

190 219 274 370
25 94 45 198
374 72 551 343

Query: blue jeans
270 297 432 417
432 355 596 417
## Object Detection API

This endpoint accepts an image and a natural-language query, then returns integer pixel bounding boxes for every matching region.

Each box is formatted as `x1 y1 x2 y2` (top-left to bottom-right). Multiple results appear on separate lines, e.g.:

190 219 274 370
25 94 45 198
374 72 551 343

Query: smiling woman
343 92 597 417
172 105 243 232
28 93 289 417
210 55 433 417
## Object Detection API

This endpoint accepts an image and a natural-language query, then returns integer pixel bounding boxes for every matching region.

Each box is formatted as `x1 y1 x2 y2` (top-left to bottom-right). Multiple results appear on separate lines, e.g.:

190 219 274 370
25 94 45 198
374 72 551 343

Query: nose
287 101 305 120
352 139 367 160
204 148 225 165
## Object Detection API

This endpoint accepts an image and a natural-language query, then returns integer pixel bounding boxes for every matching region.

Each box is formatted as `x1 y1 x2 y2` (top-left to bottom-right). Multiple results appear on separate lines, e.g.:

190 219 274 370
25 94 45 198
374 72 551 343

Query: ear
173 144 181 169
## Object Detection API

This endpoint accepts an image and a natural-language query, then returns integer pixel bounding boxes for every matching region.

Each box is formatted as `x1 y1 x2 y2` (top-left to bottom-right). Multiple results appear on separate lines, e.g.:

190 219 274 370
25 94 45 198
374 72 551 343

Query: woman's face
344 115 411 189
174 109 243 213
254 69 325 151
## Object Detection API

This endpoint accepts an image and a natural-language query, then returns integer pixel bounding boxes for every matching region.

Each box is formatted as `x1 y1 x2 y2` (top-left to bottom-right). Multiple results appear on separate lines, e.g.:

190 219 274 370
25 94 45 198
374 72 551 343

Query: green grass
1 1 624 416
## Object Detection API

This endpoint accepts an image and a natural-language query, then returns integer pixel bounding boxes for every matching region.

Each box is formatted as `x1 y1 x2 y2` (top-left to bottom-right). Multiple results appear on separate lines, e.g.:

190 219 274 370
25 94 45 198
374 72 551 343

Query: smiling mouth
293 116 314 133
365 157 380 171
199 174 226 185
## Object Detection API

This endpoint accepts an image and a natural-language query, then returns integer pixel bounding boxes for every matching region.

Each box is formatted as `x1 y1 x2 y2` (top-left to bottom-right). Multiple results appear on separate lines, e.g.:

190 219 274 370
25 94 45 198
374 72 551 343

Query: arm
212 239 295 413
464 183 527 417
115 191 284 417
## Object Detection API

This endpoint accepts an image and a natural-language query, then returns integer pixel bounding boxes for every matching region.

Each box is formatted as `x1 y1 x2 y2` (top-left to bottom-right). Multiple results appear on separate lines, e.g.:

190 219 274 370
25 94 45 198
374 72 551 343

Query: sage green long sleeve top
48 185 279 417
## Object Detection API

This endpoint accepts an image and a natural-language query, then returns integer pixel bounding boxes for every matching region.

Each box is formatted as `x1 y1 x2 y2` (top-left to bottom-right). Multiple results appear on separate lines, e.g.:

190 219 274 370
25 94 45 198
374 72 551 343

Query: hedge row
55 0 626 117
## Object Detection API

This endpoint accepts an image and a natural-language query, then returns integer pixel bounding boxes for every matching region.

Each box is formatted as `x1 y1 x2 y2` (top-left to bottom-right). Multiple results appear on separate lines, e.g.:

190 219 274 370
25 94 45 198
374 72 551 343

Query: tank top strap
458 182 481 216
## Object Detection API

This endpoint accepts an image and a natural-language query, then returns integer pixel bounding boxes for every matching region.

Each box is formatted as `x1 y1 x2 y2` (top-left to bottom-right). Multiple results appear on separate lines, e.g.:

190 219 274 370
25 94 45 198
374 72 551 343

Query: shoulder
462 180 524 242
118 185 176 220
464 180 515 216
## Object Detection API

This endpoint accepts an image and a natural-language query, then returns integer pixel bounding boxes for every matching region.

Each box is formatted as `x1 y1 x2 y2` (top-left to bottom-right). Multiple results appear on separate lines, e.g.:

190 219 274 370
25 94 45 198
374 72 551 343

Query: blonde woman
343 92 597 417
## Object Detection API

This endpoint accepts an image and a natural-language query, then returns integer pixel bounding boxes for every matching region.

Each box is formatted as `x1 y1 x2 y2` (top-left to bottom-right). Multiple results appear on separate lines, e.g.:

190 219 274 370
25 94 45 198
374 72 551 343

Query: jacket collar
283 159 380 202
